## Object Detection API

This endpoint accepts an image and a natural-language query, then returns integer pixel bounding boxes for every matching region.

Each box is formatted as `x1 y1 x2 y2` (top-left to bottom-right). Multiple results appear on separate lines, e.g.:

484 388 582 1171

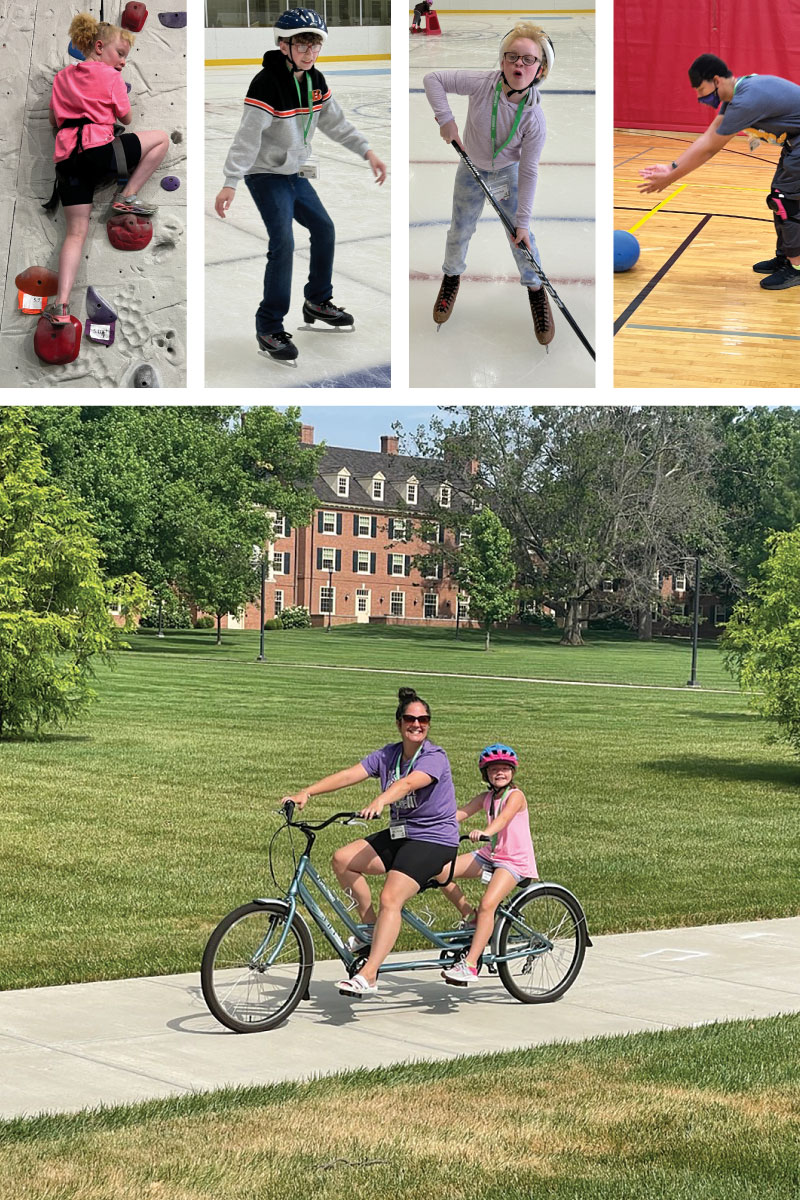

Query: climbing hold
157 11 187 27
16 266 59 296
107 212 153 251
86 285 119 323
121 2 148 31
34 315 82 365
126 81 132 93
130 363 161 388
160 175 180 191
68 40 85 60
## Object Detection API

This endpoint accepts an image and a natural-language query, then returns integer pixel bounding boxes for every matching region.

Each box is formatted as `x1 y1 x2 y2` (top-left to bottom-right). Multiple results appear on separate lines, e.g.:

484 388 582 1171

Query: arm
639 118 734 193
316 97 386 184
282 763 369 810
514 110 546 249
359 769 435 820
118 110 133 126
469 788 526 841
423 69 484 147
456 794 486 823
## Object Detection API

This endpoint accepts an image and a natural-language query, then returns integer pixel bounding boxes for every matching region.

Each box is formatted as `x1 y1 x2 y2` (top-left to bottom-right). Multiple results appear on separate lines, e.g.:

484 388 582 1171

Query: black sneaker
302 298 354 328
257 330 299 360
433 274 460 324
753 254 788 274
759 260 800 290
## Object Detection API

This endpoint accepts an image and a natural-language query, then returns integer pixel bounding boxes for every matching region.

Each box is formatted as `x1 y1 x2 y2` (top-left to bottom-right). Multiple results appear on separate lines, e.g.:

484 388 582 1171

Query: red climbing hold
121 2 148 31
15 266 59 295
107 212 153 251
34 315 82 365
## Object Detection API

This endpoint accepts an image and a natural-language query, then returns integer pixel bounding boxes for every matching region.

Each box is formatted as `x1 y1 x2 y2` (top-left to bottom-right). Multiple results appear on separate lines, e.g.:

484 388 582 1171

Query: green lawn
1 626 796 990
1 1015 797 1200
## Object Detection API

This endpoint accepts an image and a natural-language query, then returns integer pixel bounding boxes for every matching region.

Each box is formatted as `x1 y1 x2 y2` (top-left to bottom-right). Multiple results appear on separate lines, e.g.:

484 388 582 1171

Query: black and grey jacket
222 49 371 186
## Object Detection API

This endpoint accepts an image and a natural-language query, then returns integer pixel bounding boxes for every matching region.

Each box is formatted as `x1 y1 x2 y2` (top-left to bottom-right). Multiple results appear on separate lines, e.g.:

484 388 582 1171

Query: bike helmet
273 8 328 44
499 26 554 88
478 744 519 780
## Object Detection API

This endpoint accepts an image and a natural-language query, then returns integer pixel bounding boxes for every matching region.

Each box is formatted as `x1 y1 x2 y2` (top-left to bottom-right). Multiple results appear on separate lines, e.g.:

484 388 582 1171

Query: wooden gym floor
614 130 799 389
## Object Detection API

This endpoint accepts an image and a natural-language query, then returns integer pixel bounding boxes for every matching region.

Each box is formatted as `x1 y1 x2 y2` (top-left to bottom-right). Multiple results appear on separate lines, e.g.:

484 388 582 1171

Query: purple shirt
360 740 459 846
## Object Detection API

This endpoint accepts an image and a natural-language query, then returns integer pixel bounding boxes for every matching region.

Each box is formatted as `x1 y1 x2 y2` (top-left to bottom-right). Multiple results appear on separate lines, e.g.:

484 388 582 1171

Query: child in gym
214 7 387 364
439 744 538 986
423 23 554 345
46 12 169 324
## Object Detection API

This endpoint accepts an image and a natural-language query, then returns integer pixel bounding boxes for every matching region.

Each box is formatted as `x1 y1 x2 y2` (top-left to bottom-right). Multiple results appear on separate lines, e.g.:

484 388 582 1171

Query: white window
372 476 385 501
337 473 349 498
674 569 687 591
390 554 405 576
390 591 405 617
321 511 336 534
457 594 470 619
438 484 451 508
390 518 407 540
356 551 371 573
602 580 614 593
274 590 284 615
320 547 335 571
108 601 122 616
406 481 418 505
357 515 371 537
422 557 440 580
457 529 470 547
320 586 335 614
273 552 286 574
423 593 438 619
273 514 288 538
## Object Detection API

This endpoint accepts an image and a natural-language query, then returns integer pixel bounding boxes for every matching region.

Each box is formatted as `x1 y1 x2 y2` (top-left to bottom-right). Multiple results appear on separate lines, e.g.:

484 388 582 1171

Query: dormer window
438 483 451 509
406 479 418 505
372 474 385 501
337 471 350 498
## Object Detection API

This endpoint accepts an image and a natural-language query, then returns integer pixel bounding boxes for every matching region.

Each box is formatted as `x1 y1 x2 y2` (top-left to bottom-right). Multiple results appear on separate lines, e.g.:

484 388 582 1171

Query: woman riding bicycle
281 686 458 996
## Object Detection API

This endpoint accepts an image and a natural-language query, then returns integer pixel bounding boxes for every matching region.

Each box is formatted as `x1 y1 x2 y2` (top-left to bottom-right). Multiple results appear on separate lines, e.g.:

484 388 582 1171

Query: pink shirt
476 787 538 878
50 60 130 161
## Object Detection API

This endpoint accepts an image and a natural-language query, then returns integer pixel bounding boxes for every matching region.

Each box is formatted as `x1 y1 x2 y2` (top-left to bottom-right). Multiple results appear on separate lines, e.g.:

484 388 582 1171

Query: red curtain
615 0 800 132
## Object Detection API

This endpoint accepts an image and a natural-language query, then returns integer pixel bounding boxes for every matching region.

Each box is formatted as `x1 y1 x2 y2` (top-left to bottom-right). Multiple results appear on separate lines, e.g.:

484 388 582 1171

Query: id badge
298 158 319 179
481 866 493 884
390 823 407 840
489 180 510 202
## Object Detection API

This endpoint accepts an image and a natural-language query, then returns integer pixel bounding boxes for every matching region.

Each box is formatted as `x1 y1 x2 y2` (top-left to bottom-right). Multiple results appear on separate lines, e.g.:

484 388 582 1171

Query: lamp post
686 553 701 688
257 551 266 662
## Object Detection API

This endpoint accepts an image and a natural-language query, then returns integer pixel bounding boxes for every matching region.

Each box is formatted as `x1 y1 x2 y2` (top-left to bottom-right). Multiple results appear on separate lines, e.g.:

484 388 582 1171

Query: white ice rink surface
206 64 390 388
410 15 595 388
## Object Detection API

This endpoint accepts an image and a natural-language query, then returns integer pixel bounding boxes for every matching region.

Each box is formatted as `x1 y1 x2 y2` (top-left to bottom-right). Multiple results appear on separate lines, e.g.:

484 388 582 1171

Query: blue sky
277 406 445 452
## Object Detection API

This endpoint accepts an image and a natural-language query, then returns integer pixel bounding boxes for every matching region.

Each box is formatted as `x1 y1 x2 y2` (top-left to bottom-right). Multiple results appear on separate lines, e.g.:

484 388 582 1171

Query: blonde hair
69 12 135 56
500 23 550 80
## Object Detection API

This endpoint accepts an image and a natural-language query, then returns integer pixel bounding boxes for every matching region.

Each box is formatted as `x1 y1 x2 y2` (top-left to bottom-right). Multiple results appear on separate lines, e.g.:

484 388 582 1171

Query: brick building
228 426 474 631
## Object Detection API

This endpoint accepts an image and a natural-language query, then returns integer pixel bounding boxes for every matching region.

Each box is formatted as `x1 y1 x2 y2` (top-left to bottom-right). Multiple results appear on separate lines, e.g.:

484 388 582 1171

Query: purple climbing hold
85 318 117 346
86 286 119 324
160 175 181 191
157 11 187 28
126 81 132 93
68 40 86 60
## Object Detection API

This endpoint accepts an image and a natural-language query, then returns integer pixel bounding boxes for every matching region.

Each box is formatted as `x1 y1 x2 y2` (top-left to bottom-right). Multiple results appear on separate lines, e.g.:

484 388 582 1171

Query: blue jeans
244 172 336 334
443 160 541 287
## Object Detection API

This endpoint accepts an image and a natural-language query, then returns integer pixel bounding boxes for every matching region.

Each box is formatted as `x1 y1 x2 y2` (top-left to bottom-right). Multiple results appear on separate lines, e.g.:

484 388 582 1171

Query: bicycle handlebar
280 802 491 841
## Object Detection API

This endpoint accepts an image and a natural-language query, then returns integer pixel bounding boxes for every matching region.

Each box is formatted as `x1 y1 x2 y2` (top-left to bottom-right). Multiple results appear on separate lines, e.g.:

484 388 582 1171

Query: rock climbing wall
0 0 186 388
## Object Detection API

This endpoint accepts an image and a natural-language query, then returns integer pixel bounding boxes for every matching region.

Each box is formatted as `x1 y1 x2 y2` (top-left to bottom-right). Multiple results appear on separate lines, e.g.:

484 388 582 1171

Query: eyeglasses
401 713 430 726
293 37 322 50
503 52 541 66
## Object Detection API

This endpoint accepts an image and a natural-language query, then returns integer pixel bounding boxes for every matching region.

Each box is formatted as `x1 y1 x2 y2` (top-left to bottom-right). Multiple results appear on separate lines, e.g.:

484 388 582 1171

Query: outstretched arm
282 763 370 809
639 117 734 193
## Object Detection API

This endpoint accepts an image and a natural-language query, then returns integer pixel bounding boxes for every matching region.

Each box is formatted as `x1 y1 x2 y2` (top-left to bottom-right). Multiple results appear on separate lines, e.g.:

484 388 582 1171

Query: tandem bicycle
201 801 592 1032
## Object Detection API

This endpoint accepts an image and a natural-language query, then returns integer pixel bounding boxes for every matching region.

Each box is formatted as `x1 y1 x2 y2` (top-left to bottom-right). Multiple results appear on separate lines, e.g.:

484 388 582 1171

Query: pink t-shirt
476 787 538 878
50 60 131 161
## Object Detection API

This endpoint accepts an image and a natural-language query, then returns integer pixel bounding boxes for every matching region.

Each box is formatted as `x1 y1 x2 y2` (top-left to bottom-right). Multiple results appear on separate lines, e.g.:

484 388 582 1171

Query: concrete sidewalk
1 916 798 1121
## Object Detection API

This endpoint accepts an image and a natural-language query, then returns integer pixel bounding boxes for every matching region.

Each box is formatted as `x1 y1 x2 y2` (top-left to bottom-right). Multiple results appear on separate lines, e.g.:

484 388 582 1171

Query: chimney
380 435 399 455
467 458 479 476
300 424 314 445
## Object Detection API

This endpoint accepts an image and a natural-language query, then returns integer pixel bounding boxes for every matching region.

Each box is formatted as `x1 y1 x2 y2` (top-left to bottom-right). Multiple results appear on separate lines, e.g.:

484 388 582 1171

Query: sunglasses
401 713 431 726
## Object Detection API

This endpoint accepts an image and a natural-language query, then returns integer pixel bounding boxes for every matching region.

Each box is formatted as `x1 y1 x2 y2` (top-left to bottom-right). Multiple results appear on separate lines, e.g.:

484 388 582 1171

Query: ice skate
528 285 554 349
299 298 355 331
433 273 460 330
257 330 299 365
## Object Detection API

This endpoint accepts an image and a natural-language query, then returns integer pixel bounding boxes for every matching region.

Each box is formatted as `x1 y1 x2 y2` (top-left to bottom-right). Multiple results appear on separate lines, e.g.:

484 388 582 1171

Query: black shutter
404 556 411 576
317 512 323 533
371 517 377 537
316 548 323 569
284 518 291 535
285 552 291 573
370 552 376 574
387 555 392 574
335 550 341 572
353 514 359 535
336 514 342 535
353 551 358 571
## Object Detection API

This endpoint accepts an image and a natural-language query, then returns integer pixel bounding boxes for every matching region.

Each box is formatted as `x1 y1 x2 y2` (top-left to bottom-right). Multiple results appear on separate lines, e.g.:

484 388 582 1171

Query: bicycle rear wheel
201 901 314 1032
496 885 587 1003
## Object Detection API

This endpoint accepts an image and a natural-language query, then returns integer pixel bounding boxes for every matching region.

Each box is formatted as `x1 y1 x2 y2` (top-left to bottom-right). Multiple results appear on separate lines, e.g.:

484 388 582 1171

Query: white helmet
500 28 554 84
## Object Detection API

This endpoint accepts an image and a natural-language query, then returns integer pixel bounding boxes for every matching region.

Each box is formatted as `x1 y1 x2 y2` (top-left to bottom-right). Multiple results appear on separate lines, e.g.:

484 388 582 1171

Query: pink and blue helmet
478 744 519 780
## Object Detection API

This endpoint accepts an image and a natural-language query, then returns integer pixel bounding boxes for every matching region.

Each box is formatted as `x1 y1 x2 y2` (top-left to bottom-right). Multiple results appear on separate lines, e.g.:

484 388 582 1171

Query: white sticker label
89 323 112 342
298 160 319 179
21 292 45 308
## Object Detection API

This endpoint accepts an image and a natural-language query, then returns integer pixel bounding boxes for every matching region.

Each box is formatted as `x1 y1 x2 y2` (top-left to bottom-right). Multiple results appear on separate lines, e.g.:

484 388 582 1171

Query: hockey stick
452 141 595 361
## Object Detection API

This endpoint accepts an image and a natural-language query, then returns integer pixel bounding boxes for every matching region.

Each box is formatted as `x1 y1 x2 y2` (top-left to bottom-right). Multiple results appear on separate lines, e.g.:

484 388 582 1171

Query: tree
0 409 145 738
721 528 800 757
457 507 517 650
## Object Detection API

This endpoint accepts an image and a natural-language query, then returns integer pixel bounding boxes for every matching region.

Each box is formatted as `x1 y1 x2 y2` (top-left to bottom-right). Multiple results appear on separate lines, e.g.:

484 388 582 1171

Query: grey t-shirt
718 75 800 138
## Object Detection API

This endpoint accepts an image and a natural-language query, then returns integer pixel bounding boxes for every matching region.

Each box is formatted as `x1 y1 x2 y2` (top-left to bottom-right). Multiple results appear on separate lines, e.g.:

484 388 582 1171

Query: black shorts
56 133 141 207
366 828 457 889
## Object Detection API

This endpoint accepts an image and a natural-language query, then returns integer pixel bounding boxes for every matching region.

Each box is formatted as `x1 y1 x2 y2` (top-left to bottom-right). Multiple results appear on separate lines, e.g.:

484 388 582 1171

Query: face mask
698 88 720 107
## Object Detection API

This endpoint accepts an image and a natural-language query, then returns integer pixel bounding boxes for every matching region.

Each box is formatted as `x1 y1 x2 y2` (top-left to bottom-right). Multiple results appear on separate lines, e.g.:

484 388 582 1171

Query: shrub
140 593 193 629
194 615 215 630
263 617 283 631
279 605 312 629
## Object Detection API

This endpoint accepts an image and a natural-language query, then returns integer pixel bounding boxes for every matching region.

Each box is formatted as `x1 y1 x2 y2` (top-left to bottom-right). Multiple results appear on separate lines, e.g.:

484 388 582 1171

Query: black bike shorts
56 133 142 207
366 828 456 889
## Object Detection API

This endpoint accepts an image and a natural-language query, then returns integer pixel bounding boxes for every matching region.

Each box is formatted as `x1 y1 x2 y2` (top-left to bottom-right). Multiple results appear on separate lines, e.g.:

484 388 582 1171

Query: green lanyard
491 78 526 162
488 784 512 851
394 745 422 782
293 71 314 145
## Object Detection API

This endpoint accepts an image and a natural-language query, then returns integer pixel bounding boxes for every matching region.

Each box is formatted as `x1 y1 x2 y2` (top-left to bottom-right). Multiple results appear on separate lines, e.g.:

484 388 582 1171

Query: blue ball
614 230 640 272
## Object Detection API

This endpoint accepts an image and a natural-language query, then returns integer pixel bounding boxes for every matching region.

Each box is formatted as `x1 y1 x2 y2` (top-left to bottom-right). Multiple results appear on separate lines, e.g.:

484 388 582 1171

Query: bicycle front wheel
201 901 314 1032
496 885 587 1004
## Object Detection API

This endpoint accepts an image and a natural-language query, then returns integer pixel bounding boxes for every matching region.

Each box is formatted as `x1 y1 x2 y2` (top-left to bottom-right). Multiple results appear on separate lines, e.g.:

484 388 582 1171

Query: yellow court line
205 53 390 66
627 184 687 233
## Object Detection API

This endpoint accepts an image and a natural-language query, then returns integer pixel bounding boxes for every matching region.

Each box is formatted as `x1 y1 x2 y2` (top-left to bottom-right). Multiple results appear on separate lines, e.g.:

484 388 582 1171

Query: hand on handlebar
282 791 310 810
359 798 386 820
469 829 491 841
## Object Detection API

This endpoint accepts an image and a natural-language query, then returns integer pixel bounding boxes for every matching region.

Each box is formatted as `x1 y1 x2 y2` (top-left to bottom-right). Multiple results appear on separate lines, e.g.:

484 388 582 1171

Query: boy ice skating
214 7 387 364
